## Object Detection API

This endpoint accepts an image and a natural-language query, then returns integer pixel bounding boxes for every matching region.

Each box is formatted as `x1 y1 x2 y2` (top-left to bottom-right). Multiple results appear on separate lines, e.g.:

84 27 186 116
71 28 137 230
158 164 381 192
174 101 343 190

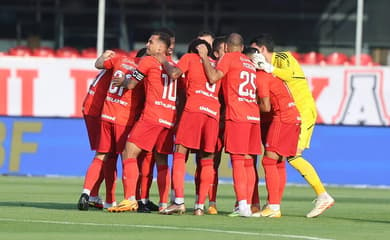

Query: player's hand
252 53 274 73
196 44 209 59
251 53 266 69
102 50 115 59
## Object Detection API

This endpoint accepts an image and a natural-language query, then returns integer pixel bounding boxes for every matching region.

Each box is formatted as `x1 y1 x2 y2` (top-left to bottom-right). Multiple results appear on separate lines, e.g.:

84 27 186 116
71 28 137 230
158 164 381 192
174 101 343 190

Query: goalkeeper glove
252 53 274 73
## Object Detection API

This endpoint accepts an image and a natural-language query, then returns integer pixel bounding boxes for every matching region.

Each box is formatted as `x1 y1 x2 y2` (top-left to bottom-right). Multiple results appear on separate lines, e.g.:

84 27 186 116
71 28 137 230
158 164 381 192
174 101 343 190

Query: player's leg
78 152 108 210
258 151 282 218
287 121 334 217
162 144 188 214
88 167 104 209
102 153 118 209
137 151 159 212
250 156 261 213
207 150 221 215
195 151 215 215
155 152 174 213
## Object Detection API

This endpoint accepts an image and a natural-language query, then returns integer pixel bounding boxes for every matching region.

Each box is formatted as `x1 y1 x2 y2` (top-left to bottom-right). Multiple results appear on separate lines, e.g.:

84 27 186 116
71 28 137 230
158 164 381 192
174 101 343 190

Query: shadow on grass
0 201 77 210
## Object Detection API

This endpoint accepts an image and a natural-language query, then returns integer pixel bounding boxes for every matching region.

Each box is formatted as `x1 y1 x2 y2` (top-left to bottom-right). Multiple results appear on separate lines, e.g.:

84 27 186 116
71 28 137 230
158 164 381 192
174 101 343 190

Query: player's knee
287 155 302 163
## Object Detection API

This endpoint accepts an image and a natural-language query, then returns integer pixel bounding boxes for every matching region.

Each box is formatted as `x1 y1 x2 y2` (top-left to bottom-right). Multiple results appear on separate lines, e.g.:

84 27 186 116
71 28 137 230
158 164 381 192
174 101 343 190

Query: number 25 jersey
216 52 260 123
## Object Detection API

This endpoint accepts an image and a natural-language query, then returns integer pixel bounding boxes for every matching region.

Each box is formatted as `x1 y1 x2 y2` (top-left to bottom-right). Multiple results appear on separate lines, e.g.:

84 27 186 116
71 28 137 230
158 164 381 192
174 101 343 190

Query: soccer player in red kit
107 32 176 213
198 33 262 217
157 39 221 215
78 50 128 210
248 48 301 218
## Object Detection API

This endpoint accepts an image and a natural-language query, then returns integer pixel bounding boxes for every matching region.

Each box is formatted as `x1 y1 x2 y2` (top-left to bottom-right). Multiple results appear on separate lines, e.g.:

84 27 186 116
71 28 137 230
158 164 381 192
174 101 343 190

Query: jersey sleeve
256 71 270 98
176 54 191 74
133 56 152 81
216 54 231 75
103 56 117 70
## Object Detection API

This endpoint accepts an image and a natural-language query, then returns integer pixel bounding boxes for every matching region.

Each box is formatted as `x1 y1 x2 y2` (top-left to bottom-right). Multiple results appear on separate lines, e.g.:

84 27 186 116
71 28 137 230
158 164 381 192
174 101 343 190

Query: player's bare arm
258 96 270 112
197 44 223 84
155 53 182 79
94 50 115 69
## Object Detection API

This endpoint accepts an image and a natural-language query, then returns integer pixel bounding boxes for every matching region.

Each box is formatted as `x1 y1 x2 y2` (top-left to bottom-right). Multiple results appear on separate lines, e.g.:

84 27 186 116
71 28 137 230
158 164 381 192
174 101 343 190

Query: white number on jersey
162 73 177 101
238 71 257 99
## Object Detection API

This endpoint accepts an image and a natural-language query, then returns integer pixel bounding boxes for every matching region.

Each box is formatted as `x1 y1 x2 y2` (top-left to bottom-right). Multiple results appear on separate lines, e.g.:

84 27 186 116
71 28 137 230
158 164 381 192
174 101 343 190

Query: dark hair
187 38 212 56
151 31 171 49
136 47 147 58
212 36 226 52
242 46 259 55
197 30 215 39
157 27 175 38
250 33 274 52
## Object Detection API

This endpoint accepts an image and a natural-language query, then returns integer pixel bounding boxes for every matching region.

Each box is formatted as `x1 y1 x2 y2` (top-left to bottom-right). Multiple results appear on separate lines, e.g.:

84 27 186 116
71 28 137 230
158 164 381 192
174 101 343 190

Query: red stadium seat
0 51 8 56
290 51 301 62
8 46 32 56
325 52 349 65
81 47 97 58
349 53 374 66
301 51 324 64
32 47 55 57
56 47 80 58
111 48 128 56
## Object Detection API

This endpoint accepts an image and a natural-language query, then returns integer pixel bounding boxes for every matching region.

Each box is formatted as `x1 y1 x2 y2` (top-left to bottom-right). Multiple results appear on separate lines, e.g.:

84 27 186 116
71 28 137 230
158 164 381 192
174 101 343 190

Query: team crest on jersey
114 70 124 78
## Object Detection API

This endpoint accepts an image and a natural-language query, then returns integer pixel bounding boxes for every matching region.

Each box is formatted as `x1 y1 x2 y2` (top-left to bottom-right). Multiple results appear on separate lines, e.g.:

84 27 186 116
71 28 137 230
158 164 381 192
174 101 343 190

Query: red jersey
82 69 113 117
256 71 300 124
177 53 221 119
100 55 145 126
134 56 177 128
216 52 260 123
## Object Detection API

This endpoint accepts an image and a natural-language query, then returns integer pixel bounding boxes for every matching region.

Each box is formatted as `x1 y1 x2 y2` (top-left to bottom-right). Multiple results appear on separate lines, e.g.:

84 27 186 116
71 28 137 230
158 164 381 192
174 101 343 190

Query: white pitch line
0 218 335 240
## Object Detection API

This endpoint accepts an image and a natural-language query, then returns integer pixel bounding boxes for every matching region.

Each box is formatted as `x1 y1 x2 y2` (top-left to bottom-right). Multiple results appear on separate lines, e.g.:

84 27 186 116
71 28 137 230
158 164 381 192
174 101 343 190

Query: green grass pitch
0 176 389 240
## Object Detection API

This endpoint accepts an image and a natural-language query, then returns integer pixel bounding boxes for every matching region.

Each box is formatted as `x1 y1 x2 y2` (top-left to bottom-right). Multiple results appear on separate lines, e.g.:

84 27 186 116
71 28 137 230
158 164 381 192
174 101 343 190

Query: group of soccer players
77 29 335 218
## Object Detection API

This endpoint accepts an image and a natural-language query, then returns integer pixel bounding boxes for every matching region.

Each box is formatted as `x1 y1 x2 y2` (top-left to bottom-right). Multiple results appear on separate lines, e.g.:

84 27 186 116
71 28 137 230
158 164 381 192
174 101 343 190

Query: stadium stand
325 52 349 65
56 47 81 58
301 51 325 65
8 46 32 56
32 47 55 57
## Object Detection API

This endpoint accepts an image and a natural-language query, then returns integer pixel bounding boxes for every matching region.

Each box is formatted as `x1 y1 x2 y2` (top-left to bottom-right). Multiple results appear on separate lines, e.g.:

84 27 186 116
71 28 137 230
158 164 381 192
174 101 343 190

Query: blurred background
0 0 389 64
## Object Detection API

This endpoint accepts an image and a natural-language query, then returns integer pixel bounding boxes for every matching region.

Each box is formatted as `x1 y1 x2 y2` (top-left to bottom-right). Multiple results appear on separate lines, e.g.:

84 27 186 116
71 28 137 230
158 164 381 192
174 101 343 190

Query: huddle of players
77 29 335 218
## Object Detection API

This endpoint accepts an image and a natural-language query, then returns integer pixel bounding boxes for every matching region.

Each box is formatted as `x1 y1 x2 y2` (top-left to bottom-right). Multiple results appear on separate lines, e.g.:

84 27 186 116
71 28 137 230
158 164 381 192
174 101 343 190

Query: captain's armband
132 69 146 81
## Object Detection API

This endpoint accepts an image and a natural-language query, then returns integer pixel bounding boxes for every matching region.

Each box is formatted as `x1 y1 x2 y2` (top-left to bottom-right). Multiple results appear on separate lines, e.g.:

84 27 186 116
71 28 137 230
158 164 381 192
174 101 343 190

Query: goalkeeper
250 34 334 218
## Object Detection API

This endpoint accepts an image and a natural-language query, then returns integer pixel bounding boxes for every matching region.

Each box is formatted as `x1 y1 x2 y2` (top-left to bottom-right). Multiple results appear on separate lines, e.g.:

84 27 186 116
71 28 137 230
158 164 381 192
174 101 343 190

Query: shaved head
226 33 244 52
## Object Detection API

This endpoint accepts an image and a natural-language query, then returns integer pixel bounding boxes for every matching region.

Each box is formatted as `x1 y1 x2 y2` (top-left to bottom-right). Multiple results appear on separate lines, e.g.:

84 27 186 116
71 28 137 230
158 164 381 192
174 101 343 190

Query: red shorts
84 115 101 150
261 120 300 157
96 120 132 154
224 121 262 155
175 111 219 153
128 119 174 154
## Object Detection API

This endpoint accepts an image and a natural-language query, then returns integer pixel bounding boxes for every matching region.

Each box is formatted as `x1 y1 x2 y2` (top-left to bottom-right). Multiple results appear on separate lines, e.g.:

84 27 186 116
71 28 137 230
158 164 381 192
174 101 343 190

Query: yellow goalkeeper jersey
271 51 317 121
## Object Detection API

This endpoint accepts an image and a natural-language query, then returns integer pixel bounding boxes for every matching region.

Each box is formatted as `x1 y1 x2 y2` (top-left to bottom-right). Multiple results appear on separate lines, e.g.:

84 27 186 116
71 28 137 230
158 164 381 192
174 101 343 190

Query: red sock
172 152 186 198
245 158 256 205
277 160 287 203
90 167 103 197
139 152 154 200
209 167 218 203
83 158 104 192
252 166 260 205
262 156 279 204
157 164 170 204
197 159 214 204
104 154 118 204
194 156 201 198
231 154 247 201
122 158 139 200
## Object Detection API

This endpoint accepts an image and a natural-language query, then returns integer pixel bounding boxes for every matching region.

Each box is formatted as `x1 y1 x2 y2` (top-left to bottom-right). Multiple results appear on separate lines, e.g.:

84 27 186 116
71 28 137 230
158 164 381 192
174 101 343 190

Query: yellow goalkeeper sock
288 156 326 196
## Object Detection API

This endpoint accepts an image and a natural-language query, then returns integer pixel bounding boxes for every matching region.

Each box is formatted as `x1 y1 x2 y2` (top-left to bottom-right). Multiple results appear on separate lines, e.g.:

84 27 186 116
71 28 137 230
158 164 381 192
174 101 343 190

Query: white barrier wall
1 57 390 126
